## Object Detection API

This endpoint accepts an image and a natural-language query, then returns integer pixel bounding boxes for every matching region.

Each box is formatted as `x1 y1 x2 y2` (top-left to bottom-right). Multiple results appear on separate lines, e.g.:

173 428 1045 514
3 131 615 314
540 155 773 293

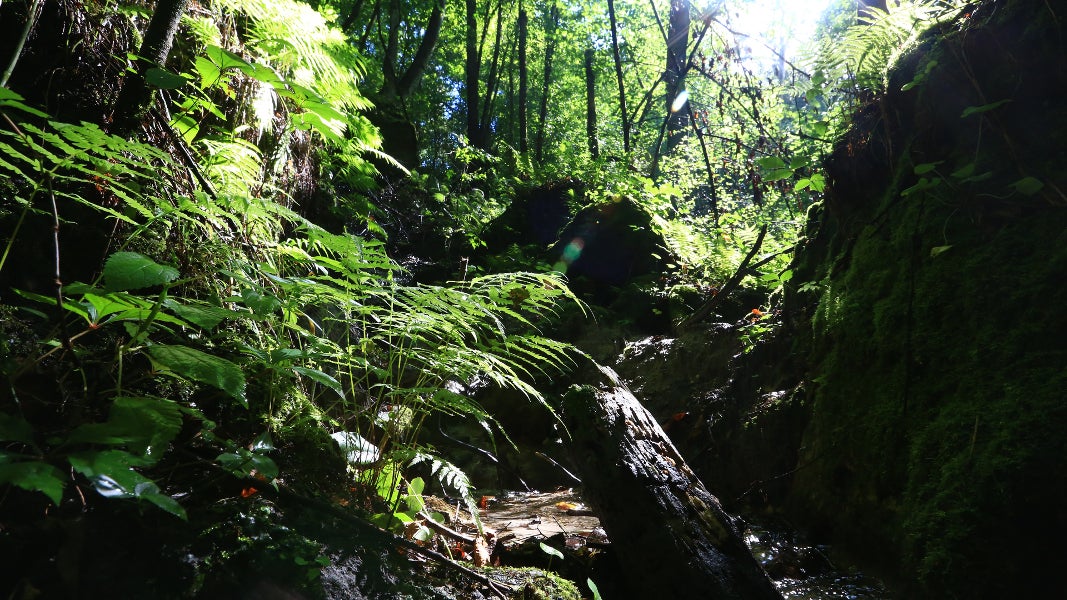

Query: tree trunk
111 0 190 137
395 0 445 98
664 0 690 151
517 4 529 153
562 365 783 600
479 4 505 138
534 2 559 164
584 48 599 160
465 0 485 148
340 0 367 34
607 0 630 152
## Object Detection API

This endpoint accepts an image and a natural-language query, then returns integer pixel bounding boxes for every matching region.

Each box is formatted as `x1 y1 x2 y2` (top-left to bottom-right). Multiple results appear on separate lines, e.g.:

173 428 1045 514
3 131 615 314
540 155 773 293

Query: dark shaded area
785 1 1067 596
482 179 583 249
549 197 671 289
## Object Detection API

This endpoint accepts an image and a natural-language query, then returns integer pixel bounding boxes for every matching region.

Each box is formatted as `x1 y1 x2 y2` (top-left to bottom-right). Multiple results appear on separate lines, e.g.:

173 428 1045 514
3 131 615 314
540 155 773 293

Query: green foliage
0 1 585 537
812 1 966 94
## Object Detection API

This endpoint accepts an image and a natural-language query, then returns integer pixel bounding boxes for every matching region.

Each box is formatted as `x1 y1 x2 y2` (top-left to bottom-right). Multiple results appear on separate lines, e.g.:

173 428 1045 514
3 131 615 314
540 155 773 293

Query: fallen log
562 365 783 600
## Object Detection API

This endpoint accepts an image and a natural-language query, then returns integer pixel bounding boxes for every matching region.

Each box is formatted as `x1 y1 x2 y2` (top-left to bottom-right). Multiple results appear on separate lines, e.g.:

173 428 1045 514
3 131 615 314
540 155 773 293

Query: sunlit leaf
103 252 179 292
164 299 233 329
147 345 247 406
588 578 603 600
293 366 344 397
539 542 564 560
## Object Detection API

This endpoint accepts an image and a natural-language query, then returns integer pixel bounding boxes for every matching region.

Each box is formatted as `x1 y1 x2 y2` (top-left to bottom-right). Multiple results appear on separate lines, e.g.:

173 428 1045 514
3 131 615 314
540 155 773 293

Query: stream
745 521 891 600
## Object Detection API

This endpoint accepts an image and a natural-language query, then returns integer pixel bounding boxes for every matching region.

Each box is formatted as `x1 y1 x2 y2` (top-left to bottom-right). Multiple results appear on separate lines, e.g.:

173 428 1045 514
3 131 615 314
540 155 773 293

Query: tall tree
517 2 529 153
664 0 690 151
465 0 486 147
584 47 599 160
378 0 445 103
607 0 630 152
535 2 561 164
478 2 506 140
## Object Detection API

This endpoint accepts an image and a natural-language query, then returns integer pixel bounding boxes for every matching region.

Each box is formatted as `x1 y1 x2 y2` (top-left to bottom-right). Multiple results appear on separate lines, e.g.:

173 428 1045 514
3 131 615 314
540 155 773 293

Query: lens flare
671 90 689 113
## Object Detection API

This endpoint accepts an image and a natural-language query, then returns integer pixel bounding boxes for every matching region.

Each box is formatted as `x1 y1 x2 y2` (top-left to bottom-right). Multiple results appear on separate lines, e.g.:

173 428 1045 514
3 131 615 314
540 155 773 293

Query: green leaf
194 55 223 87
950 163 975 179
405 487 425 514
408 476 425 497
68 450 185 518
588 579 603 600
144 67 188 90
539 542 564 560
411 525 433 543
138 484 187 518
756 156 787 169
763 168 793 182
0 87 50 118
171 114 200 144
0 460 65 505
1011 176 1044 196
163 299 233 329
251 431 274 452
238 289 281 316
901 177 941 196
930 245 953 257
913 161 942 175
147 345 247 406
216 450 278 480
68 397 182 462
204 45 254 73
0 412 34 445
292 366 344 398
103 252 179 292
961 99 1011 118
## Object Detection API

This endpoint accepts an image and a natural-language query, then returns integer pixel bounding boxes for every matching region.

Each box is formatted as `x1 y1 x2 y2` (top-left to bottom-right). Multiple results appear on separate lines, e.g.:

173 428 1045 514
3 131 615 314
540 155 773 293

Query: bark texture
562 365 782 600
111 0 190 137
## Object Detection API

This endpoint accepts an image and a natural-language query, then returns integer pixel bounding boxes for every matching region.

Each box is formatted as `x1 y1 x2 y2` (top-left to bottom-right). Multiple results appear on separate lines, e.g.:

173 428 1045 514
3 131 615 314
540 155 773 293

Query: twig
47 183 78 362
676 224 767 332
418 509 478 544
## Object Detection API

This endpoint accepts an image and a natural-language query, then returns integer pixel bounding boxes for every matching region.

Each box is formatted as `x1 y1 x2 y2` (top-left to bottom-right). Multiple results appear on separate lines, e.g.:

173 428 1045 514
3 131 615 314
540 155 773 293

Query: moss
481 566 582 600
789 3 1067 593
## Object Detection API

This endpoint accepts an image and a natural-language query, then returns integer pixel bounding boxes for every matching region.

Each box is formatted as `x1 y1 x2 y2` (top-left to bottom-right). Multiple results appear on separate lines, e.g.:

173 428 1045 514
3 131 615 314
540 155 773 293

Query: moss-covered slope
788 1 1067 597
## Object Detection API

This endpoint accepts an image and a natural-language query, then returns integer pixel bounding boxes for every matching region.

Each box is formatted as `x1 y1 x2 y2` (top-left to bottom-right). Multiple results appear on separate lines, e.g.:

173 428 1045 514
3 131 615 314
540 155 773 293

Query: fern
812 0 966 94
199 137 265 195
0 89 171 272
409 451 484 533
213 0 371 111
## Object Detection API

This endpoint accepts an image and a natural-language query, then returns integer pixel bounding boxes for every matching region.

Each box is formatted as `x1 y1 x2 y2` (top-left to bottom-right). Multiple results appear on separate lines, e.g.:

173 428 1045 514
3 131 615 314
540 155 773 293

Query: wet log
562 365 782 600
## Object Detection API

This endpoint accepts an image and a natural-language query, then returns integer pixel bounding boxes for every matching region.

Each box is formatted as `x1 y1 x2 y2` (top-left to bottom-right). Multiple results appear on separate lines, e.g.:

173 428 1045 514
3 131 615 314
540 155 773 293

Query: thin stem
0 0 44 88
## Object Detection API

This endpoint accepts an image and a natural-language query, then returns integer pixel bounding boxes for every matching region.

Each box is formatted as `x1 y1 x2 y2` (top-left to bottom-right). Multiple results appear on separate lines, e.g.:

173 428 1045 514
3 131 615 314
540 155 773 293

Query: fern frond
409 451 483 533
811 0 966 93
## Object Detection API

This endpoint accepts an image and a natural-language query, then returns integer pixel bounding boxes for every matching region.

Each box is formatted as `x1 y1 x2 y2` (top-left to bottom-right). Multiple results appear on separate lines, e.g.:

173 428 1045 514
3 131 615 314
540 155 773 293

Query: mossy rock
788 0 1067 596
